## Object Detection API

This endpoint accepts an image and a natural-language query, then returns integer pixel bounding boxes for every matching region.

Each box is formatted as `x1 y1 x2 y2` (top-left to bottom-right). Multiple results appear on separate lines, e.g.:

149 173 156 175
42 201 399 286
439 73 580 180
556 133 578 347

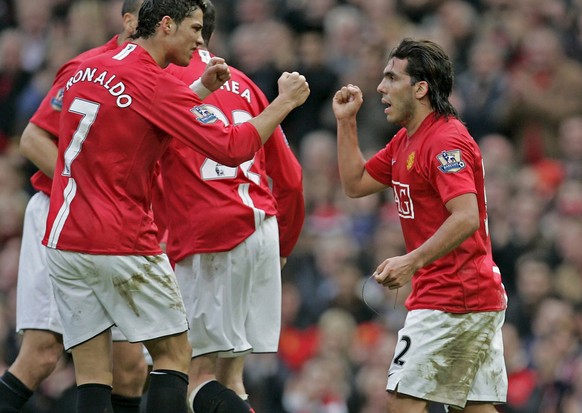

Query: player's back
29 36 121 196
162 50 296 260
45 43 175 255
45 42 262 256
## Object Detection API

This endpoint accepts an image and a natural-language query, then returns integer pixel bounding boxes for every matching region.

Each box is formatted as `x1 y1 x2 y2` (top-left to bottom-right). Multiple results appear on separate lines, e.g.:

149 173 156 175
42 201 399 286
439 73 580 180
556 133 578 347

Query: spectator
505 251 555 340
504 25 582 163
0 29 31 151
455 38 511 142
557 115 582 181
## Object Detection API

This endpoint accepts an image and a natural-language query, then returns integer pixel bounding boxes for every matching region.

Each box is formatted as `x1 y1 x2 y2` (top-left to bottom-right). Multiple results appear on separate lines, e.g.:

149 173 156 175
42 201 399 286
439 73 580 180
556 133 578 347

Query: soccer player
160 2 305 412
0 2 148 413
332 38 508 413
41 1 309 413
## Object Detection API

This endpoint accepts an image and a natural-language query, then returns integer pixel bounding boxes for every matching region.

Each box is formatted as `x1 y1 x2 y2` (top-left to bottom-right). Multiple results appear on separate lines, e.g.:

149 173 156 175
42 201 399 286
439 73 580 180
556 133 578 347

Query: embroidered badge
436 149 466 173
190 105 218 124
50 88 64 111
406 151 415 170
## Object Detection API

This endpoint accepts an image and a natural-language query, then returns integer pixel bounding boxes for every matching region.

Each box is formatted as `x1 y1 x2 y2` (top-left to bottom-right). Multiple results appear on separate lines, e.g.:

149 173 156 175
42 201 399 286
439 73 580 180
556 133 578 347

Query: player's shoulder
432 116 474 144
55 37 118 78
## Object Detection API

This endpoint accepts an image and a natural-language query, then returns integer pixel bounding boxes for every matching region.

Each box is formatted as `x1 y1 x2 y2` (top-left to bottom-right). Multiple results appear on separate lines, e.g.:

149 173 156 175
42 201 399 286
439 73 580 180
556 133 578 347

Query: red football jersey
29 36 121 196
160 50 305 261
365 113 506 313
43 43 261 255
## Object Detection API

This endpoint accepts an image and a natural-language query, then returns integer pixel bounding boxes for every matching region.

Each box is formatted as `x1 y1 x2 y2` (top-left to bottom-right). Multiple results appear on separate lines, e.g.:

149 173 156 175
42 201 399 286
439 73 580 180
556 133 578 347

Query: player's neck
133 38 168 68
405 108 433 137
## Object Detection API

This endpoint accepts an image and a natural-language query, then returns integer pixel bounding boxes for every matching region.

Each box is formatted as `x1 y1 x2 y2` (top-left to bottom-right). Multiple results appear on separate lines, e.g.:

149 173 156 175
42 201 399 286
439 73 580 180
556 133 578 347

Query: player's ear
414 81 428 99
161 16 174 33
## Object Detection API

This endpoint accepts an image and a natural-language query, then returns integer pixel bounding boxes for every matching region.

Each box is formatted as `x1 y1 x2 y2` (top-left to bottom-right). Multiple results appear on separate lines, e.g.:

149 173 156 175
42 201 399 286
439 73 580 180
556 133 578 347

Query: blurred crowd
0 0 582 412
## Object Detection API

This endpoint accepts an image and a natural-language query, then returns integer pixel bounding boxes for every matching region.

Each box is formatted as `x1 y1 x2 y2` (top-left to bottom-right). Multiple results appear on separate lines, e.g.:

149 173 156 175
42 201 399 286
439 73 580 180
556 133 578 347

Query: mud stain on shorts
113 272 149 317
143 258 184 311
419 313 496 404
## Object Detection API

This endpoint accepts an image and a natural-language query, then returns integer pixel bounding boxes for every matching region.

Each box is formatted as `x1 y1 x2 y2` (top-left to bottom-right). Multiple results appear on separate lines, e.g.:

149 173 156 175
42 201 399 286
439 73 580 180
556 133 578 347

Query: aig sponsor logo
392 181 414 219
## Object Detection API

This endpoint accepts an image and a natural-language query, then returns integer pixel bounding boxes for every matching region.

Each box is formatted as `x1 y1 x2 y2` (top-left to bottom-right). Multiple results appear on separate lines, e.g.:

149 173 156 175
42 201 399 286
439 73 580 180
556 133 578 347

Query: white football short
16 192 62 334
46 249 188 350
175 216 281 358
386 309 507 410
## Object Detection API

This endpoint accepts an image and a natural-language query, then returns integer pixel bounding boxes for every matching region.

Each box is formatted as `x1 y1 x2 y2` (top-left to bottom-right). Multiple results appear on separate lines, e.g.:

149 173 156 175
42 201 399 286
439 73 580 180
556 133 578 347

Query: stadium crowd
0 0 582 412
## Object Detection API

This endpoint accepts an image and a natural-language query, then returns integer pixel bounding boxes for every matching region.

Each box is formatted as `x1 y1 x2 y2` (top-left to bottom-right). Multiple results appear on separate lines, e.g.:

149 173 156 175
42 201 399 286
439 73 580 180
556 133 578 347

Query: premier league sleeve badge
436 149 466 173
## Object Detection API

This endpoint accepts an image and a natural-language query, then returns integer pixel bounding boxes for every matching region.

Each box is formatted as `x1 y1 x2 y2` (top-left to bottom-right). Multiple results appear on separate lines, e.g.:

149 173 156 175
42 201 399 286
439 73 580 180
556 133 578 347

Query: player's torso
389 117 505 312
162 51 277 258
45 45 169 254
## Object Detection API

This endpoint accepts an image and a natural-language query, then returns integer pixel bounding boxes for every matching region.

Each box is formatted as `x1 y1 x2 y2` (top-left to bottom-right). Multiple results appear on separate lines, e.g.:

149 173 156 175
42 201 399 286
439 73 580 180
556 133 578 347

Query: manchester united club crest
436 149 466 173
406 151 415 170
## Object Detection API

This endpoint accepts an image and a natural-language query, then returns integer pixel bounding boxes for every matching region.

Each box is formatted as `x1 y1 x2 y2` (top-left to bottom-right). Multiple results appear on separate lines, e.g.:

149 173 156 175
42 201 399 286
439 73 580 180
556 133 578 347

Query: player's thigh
450 402 500 413
386 392 428 413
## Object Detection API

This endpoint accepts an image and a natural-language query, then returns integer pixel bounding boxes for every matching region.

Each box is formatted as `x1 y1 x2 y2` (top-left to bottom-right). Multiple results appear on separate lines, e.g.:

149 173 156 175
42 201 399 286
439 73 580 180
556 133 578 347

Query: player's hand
277 71 310 109
200 56 231 92
332 84 363 120
373 254 418 290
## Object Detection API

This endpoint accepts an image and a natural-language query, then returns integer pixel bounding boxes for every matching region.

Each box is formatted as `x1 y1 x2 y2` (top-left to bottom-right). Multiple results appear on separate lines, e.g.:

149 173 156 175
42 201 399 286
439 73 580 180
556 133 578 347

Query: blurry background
1 0 582 412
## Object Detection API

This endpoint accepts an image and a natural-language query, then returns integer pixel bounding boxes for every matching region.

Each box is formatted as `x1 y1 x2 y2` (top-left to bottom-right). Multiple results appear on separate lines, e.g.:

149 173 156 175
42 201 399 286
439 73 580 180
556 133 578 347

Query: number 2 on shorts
393 335 411 366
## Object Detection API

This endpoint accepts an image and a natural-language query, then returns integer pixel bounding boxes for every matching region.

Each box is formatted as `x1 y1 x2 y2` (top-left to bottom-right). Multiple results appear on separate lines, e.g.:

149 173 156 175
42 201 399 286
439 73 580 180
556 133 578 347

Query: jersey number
199 105 260 185
47 98 99 247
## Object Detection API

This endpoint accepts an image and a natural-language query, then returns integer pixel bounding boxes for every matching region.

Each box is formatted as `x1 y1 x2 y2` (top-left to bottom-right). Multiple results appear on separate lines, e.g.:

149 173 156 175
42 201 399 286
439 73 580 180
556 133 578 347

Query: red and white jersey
29 36 121 196
160 49 305 262
365 113 506 313
43 43 261 255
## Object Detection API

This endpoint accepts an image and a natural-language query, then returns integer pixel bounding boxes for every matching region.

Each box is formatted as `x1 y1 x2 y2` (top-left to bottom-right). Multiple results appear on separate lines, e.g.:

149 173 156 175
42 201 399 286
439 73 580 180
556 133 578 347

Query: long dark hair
389 38 459 119
133 0 202 39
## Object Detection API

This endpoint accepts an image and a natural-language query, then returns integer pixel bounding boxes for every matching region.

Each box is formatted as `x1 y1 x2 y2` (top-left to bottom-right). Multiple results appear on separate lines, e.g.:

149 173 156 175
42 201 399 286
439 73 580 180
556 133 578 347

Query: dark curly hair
121 0 143 16
133 0 203 39
389 38 459 119
200 0 216 46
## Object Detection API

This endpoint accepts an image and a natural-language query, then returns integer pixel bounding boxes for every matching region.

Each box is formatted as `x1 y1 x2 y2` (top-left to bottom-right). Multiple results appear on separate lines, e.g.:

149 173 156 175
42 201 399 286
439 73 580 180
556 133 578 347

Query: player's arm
194 60 310 146
247 72 309 145
407 193 480 268
265 126 305 258
333 84 387 197
19 122 58 178
374 193 480 289
190 56 230 99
